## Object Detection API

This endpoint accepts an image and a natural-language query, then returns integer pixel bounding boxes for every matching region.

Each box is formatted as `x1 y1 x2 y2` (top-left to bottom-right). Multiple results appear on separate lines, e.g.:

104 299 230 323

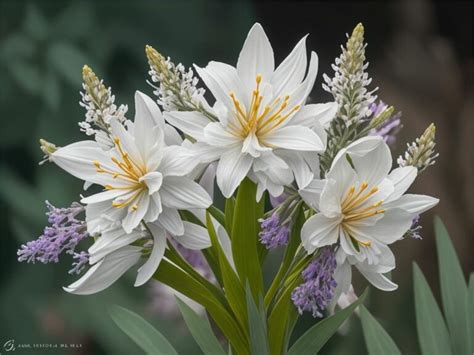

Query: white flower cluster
398 123 438 172
79 65 128 141
146 46 207 114
323 23 377 126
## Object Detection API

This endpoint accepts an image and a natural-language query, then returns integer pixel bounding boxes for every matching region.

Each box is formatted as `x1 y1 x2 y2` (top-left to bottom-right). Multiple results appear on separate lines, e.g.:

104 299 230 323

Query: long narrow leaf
434 217 470 355
231 178 264 298
176 298 226 355
109 305 178 355
360 305 401 355
246 284 270 355
154 260 248 353
287 289 368 355
225 198 235 235
206 211 249 334
413 263 453 355
469 274 474 353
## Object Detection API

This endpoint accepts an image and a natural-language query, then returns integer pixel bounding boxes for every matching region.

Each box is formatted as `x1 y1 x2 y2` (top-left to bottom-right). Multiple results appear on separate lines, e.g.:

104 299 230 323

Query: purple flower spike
259 213 290 249
17 201 89 270
291 247 338 318
369 101 402 146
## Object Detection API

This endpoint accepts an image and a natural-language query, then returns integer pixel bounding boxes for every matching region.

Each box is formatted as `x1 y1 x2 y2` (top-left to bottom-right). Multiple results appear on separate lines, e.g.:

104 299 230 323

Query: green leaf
224 198 235 235
154 259 248 353
287 289 368 355
469 274 474 352
206 212 248 333
47 42 89 86
360 305 401 355
434 217 470 355
231 178 264 298
23 4 49 41
109 305 178 355
176 297 226 355
208 205 226 228
245 284 269 355
413 263 453 355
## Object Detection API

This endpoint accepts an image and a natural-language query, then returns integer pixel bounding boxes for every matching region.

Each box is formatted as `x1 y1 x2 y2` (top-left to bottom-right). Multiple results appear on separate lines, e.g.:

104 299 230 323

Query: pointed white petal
385 166 417 203
164 111 209 141
216 147 253 198
274 150 313 189
361 208 413 244
357 267 398 291
298 179 326 210
122 193 150 233
160 176 212 209
81 189 126 204
156 207 184 236
64 246 141 295
290 102 338 128
237 23 274 89
172 221 211 250
385 194 439 214
88 228 144 264
263 125 324 151
139 171 163 195
134 91 165 130
204 122 241 147
159 146 199 177
271 35 307 97
301 213 341 253
135 224 166 286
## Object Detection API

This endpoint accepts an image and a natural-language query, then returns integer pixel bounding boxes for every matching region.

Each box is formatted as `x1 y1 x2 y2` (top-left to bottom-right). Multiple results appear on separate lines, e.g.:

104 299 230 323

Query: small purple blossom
259 212 290 249
369 101 402 146
69 251 89 274
17 201 89 271
291 247 338 318
405 215 422 239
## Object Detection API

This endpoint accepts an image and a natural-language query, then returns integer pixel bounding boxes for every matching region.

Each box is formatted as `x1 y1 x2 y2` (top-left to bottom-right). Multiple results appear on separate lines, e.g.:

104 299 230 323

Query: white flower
166 23 337 199
299 136 438 290
51 91 212 234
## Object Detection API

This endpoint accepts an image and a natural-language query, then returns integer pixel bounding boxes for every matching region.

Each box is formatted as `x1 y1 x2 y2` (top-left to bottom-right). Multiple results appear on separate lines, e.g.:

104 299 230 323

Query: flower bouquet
18 22 441 354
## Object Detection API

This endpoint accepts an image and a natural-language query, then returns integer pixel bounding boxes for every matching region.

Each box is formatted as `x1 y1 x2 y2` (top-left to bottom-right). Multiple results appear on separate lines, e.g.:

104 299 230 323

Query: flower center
228 74 300 139
93 137 146 210
340 181 385 247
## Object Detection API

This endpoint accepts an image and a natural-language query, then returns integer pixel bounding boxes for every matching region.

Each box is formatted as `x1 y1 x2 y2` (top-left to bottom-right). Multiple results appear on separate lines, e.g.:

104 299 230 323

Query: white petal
195 62 246 109
160 176 212 209
193 142 226 163
164 123 183 146
319 179 342 217
275 150 313 189
204 122 241 147
140 171 163 195
263 125 324 151
357 267 398 291
289 102 337 128
242 132 270 158
285 51 318 108
81 189 126 204
156 207 184 236
172 221 211 250
134 91 165 130
64 246 141 295
216 148 253 198
51 141 110 185
159 146 199 177
237 23 274 89
385 194 439 214
88 227 144 264
199 163 217 200
164 111 208 141
135 223 166 286
122 193 150 233
385 166 417 203
301 214 341 253
361 208 413 244
271 35 307 97
298 179 326 210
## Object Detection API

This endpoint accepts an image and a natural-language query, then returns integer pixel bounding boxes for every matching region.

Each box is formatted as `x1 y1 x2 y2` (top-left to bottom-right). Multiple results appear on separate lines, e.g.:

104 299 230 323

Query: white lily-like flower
166 23 337 199
299 136 438 291
51 91 212 235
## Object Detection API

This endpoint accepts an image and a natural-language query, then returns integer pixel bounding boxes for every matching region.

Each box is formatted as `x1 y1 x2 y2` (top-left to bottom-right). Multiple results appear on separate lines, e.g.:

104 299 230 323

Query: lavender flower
369 101 402 146
69 251 89 274
405 215 422 240
259 212 290 249
291 247 338 318
17 201 89 271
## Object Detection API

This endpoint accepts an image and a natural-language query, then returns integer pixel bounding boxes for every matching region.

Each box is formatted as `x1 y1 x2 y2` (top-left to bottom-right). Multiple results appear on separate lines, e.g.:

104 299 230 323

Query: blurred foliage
0 1 471 354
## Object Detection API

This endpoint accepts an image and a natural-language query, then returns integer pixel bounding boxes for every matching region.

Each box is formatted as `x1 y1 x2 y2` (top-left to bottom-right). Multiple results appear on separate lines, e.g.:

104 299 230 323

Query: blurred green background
0 0 472 354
